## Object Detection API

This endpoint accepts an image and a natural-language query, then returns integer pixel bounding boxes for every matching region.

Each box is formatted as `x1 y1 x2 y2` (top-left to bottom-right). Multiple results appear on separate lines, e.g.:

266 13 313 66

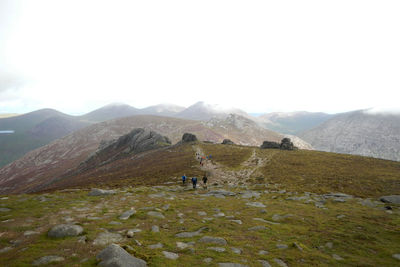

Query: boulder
93 232 124 246
260 141 280 149
222 139 235 145
182 133 198 143
379 195 400 204
280 137 296 150
96 244 147 267
48 224 83 238
119 209 136 220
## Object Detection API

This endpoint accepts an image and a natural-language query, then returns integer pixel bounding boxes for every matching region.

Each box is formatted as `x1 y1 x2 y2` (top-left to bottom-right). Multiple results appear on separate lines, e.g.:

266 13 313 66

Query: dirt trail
193 146 276 186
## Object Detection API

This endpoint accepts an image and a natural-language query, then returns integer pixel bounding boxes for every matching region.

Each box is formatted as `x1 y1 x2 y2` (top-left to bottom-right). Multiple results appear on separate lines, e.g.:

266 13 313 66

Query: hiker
182 174 186 185
202 174 208 189
191 177 198 189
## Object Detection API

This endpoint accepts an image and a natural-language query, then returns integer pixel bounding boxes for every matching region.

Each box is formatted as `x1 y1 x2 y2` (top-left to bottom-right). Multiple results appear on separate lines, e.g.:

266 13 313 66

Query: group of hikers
181 174 208 189
180 151 211 189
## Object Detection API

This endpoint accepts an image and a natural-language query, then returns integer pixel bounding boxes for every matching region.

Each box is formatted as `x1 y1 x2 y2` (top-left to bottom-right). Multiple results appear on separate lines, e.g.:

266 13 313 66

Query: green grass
199 143 253 169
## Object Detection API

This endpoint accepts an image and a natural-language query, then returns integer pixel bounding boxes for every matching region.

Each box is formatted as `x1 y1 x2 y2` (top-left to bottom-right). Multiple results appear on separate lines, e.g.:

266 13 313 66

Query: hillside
0 109 91 167
0 142 399 266
300 110 400 161
79 103 140 122
0 115 303 194
257 111 333 135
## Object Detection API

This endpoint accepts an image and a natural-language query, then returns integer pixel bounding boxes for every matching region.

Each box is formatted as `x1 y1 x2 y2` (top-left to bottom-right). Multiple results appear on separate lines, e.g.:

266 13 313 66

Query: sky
0 0 399 115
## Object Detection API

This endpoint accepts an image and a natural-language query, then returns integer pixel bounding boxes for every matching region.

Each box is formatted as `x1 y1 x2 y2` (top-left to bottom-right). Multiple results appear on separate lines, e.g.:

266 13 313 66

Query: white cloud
0 0 399 114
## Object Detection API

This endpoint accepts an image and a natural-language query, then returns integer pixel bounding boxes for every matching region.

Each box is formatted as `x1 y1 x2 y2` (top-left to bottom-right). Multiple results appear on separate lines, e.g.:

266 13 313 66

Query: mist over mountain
257 111 333 135
300 110 400 161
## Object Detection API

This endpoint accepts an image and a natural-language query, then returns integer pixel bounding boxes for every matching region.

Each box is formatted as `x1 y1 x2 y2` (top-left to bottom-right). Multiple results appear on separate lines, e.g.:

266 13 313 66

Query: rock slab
48 224 83 238
97 244 147 267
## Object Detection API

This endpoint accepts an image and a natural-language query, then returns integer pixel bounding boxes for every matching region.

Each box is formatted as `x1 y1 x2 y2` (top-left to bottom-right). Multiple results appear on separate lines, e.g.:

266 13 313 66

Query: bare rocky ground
0 180 399 266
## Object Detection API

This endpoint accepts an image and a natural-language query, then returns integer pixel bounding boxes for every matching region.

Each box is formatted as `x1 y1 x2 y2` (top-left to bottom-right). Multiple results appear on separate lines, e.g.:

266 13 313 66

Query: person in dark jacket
191 177 198 189
202 174 208 189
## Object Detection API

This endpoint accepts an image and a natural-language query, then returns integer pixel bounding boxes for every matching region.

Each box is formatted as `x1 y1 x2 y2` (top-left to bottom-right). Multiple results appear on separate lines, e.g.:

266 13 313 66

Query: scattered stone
380 195 400 204
176 242 190 249
240 191 260 199
214 212 225 217
77 236 87 244
151 225 160 233
336 214 346 219
276 244 288 249
392 254 400 260
253 218 279 225
148 243 163 249
231 247 242 254
0 208 11 212
93 232 123 246
258 260 272 267
162 251 179 260
198 211 207 216
175 227 207 238
119 209 136 220
325 242 333 249
332 254 344 261
162 204 170 210
33 256 65 266
96 244 147 267
109 221 122 225
48 224 83 238
204 190 236 197
204 257 213 263
248 226 267 231
258 250 269 255
88 188 116 196
273 258 288 267
87 216 102 220
207 247 226 252
147 211 165 219
0 247 12 253
272 214 292 222
127 229 141 238
245 202 266 208
198 236 227 245
222 139 235 145
230 220 242 225
260 209 267 214
24 230 39 236
218 263 249 267
293 242 303 251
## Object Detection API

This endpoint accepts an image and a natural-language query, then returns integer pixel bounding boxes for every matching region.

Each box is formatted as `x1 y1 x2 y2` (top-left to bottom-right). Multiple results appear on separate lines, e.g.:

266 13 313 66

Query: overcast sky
0 0 399 115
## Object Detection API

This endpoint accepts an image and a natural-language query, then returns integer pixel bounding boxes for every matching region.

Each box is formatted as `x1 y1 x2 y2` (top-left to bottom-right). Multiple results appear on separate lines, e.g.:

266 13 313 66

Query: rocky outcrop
80 128 171 170
260 141 280 149
182 133 198 143
260 138 297 150
222 139 235 145
379 195 400 204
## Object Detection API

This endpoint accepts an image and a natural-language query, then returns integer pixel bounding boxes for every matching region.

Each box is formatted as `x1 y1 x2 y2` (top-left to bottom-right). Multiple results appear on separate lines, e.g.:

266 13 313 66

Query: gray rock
119 209 136 220
218 263 249 267
258 250 269 255
258 260 272 267
147 211 165 219
248 226 267 231
198 211 207 216
24 230 39 236
151 225 160 233
176 242 191 249
175 227 207 238
230 220 242 225
77 235 87 244
88 188 116 196
260 141 280 149
162 251 179 260
33 255 65 266
93 232 123 246
205 190 236 197
276 244 288 249
127 229 141 238
332 254 344 261
222 139 235 145
198 236 227 245
109 221 122 225
273 258 288 267
245 202 266 208
204 257 213 263
0 208 11 212
240 191 260 199
325 242 333 249
48 224 83 238
97 244 147 267
148 243 163 249
162 204 170 210
380 195 400 204
0 247 12 253
182 133 198 143
207 247 226 252
253 218 279 225
231 247 242 254
393 254 400 260
272 214 292 222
